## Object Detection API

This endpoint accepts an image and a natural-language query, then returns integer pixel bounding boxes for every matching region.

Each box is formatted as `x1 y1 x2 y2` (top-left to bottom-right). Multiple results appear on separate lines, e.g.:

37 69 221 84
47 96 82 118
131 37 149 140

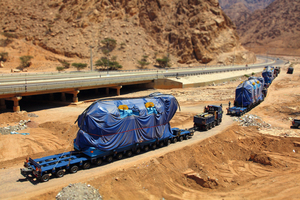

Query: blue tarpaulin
74 93 178 151
235 80 254 107
262 66 274 86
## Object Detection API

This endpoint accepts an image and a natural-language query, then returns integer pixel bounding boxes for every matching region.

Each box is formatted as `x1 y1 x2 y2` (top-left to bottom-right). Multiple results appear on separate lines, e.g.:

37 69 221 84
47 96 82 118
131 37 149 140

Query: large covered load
248 77 265 101
234 79 263 108
74 93 179 154
262 66 274 87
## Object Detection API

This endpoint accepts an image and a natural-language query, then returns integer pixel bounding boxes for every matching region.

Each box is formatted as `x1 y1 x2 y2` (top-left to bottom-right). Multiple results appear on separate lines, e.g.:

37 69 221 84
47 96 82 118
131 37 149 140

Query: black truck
292 119 300 129
193 105 223 131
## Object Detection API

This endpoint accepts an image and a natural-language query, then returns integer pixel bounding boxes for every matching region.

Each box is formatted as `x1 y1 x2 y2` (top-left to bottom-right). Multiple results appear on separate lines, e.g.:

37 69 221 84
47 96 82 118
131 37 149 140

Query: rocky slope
0 0 255 72
237 0 300 55
219 0 275 27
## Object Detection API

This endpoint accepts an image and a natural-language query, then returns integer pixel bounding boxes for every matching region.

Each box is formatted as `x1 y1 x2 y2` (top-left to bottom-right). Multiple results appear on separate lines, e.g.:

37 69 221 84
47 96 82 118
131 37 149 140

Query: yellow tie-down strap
145 102 155 108
118 104 129 110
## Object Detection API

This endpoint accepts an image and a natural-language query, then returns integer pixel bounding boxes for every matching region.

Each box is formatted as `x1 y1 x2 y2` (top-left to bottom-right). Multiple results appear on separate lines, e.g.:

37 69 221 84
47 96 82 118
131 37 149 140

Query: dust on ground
0 59 300 199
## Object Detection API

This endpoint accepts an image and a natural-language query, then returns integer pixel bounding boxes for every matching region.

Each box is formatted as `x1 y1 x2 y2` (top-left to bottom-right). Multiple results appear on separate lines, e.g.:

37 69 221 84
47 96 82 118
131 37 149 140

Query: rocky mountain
0 0 255 72
237 0 300 54
219 0 275 27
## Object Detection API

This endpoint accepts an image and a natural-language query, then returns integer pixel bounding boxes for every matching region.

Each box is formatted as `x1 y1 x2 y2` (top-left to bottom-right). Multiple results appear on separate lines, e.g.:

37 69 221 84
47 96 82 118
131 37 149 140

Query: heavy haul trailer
21 93 194 182
193 105 223 131
227 77 265 116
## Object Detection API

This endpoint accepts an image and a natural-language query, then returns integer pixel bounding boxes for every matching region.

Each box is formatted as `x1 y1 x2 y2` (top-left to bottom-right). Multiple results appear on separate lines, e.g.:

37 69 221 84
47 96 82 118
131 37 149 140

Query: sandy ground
0 57 300 199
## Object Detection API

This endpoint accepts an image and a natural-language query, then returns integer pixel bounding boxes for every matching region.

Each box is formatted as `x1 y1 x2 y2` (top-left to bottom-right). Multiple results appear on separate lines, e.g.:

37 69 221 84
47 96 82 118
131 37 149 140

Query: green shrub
137 55 150 69
18 55 33 69
59 60 70 69
156 56 171 68
72 63 87 71
56 66 65 72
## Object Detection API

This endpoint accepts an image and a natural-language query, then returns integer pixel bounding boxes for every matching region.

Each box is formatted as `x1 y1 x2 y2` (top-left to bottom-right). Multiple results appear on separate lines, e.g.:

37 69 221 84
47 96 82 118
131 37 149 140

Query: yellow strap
118 105 128 110
145 102 155 108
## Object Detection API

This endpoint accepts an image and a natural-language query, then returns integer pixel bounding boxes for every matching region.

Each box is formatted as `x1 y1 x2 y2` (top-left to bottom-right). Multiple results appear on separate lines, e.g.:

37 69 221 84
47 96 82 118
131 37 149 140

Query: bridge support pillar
72 90 80 103
61 93 66 102
8 96 22 112
112 86 122 96
0 99 6 110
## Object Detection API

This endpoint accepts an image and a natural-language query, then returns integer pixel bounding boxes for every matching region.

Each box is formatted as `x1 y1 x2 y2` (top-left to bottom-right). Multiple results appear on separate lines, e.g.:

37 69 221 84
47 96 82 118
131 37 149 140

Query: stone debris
233 114 271 128
56 183 102 200
0 119 31 135
27 113 39 117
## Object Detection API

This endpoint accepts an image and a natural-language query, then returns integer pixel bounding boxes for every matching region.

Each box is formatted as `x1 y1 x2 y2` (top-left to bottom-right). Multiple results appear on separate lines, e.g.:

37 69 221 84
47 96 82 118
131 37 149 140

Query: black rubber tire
172 137 178 143
165 139 171 146
184 135 189 140
83 162 91 169
116 153 123 160
70 165 79 173
144 146 149 152
159 142 164 148
135 148 141 154
152 144 157 150
179 136 183 142
204 125 208 131
126 151 133 157
106 156 113 163
56 169 65 178
96 159 102 166
212 121 215 128
40 174 50 182
208 123 212 129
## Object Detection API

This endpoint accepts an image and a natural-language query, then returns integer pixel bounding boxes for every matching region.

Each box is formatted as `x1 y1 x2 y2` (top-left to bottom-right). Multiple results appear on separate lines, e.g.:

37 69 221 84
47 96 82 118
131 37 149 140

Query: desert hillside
237 0 300 55
0 0 255 73
220 0 275 29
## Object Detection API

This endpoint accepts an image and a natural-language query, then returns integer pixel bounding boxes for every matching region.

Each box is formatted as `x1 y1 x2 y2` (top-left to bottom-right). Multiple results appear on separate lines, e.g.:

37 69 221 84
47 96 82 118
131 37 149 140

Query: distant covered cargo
234 77 264 108
74 93 179 151
262 66 275 87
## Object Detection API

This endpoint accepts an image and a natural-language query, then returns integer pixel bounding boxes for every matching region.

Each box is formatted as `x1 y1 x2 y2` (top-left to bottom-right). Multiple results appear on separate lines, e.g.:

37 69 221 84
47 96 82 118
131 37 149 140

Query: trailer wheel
96 159 102 166
126 151 133 157
152 144 157 150
179 136 183 142
208 123 212 129
116 153 123 160
135 148 141 154
56 169 65 178
165 140 171 146
172 137 178 143
40 174 50 182
159 142 164 148
204 125 208 131
212 121 215 128
70 165 79 173
144 146 149 152
184 135 189 140
106 156 113 163
83 162 91 169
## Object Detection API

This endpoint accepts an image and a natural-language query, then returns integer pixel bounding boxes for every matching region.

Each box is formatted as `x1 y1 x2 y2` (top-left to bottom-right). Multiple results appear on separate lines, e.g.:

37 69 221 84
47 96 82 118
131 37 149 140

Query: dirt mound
0 111 29 125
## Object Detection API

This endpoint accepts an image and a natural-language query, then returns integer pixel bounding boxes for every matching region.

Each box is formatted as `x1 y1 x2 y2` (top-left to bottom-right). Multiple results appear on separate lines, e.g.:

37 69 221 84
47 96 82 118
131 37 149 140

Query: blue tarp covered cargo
235 80 255 107
248 77 264 102
74 93 178 151
262 66 274 86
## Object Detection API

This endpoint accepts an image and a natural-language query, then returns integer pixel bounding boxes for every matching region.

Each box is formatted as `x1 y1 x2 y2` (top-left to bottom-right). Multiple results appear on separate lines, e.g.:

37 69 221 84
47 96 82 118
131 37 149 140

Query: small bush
59 60 70 69
56 66 65 72
18 55 33 69
244 74 250 78
72 63 87 71
1 32 17 39
137 55 150 69
156 56 171 68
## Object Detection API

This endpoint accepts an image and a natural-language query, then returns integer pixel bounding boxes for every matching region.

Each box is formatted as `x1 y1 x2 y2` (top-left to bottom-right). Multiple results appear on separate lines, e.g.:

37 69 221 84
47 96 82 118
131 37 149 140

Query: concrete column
72 90 80 103
61 93 66 102
8 96 22 112
49 93 54 101
106 88 109 95
0 99 6 110
112 86 122 96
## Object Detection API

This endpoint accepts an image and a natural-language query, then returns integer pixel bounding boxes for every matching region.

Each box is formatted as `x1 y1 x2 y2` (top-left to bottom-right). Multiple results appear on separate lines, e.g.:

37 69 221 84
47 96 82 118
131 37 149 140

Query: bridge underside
0 79 182 112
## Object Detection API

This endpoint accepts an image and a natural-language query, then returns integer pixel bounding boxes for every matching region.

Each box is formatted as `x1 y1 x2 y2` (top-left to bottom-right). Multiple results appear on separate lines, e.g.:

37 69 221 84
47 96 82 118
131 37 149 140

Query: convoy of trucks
21 64 287 182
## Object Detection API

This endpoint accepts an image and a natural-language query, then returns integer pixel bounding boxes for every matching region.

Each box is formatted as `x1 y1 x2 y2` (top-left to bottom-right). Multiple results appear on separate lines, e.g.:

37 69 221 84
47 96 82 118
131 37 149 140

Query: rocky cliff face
219 0 275 27
0 0 255 70
237 0 300 54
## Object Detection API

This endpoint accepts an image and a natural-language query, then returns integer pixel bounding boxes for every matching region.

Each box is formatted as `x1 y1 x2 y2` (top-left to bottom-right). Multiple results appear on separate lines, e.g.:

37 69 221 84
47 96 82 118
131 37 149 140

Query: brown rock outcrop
0 0 255 69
